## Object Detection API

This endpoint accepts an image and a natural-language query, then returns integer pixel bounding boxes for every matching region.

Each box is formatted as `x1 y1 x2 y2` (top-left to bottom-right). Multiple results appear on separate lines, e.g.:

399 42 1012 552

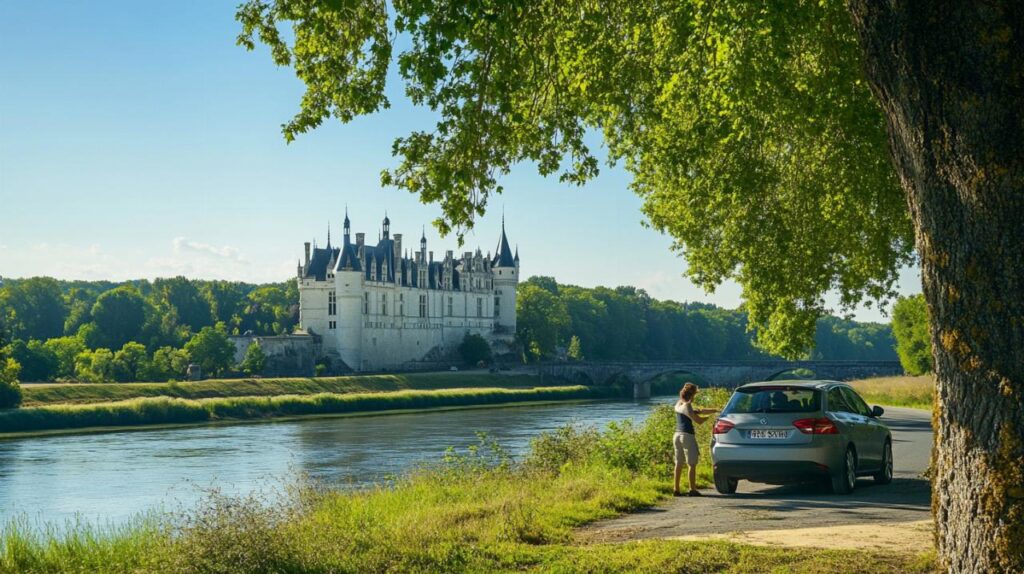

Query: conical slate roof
492 220 515 267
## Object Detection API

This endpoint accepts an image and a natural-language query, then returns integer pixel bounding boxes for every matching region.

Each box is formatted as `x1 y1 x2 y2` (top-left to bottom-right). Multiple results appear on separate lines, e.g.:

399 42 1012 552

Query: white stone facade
297 214 519 371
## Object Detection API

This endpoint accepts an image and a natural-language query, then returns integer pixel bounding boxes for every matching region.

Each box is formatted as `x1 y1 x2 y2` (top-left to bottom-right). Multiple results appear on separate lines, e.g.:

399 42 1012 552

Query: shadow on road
722 477 930 513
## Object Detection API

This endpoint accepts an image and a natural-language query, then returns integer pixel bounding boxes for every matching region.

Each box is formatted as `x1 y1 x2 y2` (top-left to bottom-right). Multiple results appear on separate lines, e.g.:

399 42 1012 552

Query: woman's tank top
676 403 695 434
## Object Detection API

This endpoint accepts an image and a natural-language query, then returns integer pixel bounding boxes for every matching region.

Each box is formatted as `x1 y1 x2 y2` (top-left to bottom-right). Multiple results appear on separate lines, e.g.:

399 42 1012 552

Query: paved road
581 406 933 542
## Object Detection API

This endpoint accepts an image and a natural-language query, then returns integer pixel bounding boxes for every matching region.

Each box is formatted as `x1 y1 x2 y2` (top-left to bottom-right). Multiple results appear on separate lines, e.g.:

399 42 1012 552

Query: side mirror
871 405 884 418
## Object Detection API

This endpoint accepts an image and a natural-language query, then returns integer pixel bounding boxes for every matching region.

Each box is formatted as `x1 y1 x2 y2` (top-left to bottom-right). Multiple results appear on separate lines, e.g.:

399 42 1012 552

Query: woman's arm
683 402 708 424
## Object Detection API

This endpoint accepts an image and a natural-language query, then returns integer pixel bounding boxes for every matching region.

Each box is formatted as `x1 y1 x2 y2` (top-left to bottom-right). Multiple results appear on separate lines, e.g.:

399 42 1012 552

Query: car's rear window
722 386 822 414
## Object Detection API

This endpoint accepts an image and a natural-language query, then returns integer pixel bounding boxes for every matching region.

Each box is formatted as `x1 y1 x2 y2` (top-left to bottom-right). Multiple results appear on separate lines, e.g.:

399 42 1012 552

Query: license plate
750 430 789 439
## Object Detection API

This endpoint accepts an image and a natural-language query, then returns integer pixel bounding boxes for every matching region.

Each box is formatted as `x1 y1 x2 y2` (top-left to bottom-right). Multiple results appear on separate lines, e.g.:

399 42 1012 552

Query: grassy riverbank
0 385 618 436
20 372 544 407
850 375 934 410
0 391 932 573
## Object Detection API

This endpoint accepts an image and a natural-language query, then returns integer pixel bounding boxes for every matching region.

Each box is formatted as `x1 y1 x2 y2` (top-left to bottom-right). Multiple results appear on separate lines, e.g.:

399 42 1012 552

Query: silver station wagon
710 381 893 494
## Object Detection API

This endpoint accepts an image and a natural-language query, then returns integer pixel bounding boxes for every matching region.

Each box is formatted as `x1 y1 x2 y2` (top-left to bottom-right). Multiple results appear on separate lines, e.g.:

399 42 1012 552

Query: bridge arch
642 370 712 396
764 367 817 381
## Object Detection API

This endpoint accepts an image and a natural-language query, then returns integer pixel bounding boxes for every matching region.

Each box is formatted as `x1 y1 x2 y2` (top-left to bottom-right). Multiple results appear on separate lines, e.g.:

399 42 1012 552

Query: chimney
394 233 402 261
356 233 365 260
446 249 453 261
304 242 311 266
429 251 434 264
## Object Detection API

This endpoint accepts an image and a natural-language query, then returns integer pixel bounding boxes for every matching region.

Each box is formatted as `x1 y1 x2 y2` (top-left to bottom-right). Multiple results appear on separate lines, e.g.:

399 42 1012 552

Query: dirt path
579 407 933 552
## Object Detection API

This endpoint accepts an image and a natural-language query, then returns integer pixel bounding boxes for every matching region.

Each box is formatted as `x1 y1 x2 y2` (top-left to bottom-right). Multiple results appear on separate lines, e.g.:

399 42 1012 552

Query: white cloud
171 237 247 262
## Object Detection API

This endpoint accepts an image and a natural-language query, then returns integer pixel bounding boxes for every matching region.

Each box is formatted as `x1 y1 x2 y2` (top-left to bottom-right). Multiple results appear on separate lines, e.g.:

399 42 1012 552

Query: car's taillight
793 417 838 435
713 419 735 434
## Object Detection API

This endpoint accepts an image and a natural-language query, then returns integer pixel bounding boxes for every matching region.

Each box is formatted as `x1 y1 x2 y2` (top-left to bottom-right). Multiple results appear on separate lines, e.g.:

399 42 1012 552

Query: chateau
296 213 519 371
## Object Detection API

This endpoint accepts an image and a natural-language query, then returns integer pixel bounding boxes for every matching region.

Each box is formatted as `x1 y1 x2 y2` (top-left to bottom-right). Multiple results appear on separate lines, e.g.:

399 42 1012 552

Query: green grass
0 386 621 435
850 375 934 410
20 372 545 407
0 396 933 573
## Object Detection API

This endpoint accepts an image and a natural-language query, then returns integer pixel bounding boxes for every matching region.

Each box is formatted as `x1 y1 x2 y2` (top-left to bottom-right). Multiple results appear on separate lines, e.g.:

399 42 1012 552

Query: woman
673 383 717 496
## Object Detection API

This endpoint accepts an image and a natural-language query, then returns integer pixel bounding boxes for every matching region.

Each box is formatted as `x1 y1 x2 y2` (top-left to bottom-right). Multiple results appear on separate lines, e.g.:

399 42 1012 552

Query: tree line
0 276 296 386
514 277 897 363
0 275 899 391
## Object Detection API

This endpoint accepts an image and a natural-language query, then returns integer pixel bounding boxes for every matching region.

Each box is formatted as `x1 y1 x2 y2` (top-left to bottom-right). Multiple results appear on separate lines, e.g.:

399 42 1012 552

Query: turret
491 218 518 338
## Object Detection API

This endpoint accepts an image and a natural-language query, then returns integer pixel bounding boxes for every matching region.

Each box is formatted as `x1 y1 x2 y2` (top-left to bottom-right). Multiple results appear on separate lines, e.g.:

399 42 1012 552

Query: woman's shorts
673 431 699 466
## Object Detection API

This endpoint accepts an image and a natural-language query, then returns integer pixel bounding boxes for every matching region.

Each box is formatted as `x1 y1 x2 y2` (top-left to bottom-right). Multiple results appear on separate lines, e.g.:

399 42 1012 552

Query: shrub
892 294 933 375
458 333 491 366
239 342 266 376
0 357 23 409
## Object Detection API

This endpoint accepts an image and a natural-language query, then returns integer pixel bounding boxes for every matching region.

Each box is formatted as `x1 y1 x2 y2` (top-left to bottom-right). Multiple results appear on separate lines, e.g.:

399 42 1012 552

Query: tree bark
848 1 1024 572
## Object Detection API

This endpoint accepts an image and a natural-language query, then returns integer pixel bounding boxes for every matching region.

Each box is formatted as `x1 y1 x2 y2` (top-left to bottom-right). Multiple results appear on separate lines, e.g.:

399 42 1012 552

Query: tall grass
850 375 934 410
21 372 544 407
0 386 617 435
0 395 932 573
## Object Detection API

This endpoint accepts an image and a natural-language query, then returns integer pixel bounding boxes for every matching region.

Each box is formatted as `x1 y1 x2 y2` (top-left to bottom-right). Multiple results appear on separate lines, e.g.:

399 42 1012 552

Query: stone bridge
536 360 904 398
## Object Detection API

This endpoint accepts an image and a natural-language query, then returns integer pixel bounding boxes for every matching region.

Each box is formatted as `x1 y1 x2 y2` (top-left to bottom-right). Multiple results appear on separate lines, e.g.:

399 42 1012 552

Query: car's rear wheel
713 470 738 494
830 447 857 494
874 439 893 484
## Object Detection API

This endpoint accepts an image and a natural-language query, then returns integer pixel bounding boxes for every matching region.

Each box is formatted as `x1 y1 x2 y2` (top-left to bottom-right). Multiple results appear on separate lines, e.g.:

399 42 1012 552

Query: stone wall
229 333 321 377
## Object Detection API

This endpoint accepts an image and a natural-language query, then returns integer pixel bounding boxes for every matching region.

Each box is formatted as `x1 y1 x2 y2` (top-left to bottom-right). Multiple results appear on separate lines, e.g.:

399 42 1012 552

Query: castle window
328 291 337 316
494 296 500 318
476 297 483 318
364 292 370 314
399 293 404 316
329 320 336 330
419 295 427 318
381 293 387 316
447 296 453 317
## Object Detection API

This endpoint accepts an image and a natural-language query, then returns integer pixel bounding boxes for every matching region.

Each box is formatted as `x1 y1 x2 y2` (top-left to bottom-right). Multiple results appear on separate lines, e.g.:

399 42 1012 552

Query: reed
0 386 613 434
21 372 544 406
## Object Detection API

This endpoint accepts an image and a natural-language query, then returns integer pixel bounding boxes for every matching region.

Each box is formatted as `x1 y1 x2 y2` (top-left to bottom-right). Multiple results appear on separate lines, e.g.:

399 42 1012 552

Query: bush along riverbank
0 394 933 574
19 372 548 407
0 385 620 435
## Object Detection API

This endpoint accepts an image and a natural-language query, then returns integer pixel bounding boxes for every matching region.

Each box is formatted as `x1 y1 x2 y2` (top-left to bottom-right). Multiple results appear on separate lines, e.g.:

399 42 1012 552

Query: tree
567 335 583 362
240 3 1024 567
154 277 214 333
202 281 249 329
0 343 22 408
85 286 147 350
74 348 116 383
2 340 58 382
892 295 933 376
239 342 267 376
43 336 86 379
184 325 235 377
515 284 569 359
0 277 67 341
145 346 191 382
458 333 491 366
112 342 149 383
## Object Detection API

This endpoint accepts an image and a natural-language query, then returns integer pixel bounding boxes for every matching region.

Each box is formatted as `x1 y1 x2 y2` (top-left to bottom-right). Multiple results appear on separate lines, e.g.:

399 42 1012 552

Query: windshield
722 386 822 414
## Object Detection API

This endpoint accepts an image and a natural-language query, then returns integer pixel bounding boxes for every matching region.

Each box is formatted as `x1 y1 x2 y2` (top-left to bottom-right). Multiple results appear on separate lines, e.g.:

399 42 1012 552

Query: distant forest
514 276 896 363
0 275 895 383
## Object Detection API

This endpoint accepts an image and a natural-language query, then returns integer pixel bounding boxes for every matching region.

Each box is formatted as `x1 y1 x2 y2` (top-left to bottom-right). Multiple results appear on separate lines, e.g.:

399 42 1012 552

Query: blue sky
0 1 919 322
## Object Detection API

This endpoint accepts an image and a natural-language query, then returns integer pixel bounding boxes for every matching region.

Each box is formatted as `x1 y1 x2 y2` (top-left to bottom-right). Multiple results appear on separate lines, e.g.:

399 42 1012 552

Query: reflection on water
0 399 667 529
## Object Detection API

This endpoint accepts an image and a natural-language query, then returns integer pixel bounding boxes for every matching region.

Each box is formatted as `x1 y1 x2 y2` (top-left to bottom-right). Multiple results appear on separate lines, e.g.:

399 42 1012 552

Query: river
0 398 668 530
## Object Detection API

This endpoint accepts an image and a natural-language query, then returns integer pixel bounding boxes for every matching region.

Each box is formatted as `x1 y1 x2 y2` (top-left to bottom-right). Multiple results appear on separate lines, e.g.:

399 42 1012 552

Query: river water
0 398 668 530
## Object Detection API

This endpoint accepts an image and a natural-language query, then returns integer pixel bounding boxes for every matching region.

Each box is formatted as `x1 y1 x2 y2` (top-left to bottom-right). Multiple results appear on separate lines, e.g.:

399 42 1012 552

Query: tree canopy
236 0 914 357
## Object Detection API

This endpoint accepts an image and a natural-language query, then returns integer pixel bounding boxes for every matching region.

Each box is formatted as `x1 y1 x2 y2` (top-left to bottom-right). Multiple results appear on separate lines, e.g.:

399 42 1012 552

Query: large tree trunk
848 1 1024 572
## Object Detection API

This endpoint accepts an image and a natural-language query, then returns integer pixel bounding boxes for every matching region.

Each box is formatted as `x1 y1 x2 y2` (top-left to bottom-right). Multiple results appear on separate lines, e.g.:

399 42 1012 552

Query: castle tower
491 218 518 339
334 212 364 371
